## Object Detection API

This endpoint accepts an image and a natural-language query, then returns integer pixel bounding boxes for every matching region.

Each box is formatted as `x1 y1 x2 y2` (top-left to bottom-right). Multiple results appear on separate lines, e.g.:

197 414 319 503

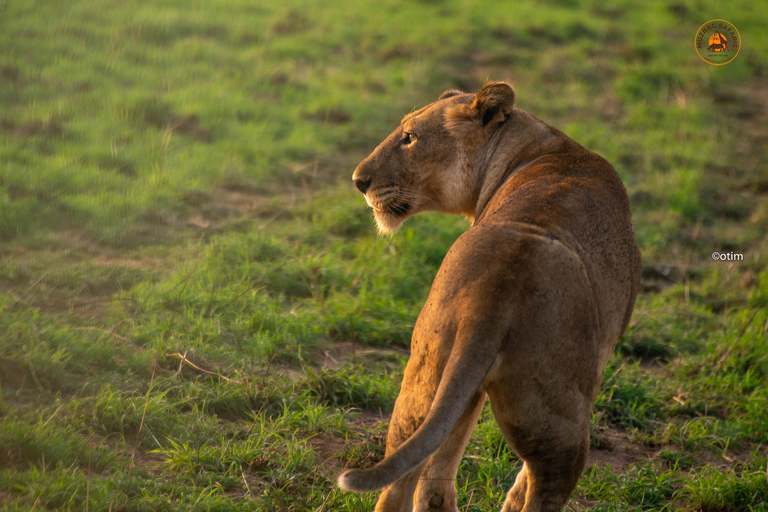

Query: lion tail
337 336 500 493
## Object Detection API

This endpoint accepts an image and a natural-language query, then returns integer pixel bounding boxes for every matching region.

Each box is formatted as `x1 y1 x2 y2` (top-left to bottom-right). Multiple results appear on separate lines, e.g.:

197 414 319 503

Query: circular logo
695 19 741 65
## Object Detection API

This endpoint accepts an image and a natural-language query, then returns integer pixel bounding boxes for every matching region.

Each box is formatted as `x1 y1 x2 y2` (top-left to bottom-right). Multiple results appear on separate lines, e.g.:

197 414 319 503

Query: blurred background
1 0 766 510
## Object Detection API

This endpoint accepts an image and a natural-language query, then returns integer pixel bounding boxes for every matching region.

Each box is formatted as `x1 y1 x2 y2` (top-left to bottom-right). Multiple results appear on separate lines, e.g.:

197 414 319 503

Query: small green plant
303 364 396 410
595 362 665 432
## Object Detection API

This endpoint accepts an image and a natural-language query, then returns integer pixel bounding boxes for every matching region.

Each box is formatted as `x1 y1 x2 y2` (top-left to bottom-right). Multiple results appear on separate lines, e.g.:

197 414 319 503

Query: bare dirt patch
309 433 352 475
181 187 279 232
314 340 409 370
0 356 33 391
0 489 16 506
92 254 165 271
587 427 660 472
0 116 66 139
167 114 211 142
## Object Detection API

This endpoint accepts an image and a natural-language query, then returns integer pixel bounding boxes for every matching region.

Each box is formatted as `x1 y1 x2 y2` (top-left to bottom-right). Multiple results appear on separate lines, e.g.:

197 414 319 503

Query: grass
2 0 768 510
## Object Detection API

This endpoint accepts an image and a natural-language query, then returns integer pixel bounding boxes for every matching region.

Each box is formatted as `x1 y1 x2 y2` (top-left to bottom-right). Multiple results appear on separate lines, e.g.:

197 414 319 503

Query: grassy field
1 0 767 510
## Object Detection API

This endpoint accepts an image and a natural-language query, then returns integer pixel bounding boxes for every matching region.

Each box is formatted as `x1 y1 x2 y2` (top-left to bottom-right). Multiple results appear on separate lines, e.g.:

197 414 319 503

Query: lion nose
353 176 371 194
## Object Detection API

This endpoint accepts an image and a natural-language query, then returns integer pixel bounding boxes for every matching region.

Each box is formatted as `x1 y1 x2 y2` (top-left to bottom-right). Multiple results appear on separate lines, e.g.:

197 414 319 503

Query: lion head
352 82 517 233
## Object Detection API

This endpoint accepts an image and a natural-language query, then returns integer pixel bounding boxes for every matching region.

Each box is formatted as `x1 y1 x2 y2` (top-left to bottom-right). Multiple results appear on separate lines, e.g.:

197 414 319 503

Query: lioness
339 82 641 512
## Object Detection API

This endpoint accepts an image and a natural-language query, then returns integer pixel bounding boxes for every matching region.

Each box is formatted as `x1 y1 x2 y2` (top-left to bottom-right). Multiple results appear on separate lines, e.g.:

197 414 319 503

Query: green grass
2 0 768 510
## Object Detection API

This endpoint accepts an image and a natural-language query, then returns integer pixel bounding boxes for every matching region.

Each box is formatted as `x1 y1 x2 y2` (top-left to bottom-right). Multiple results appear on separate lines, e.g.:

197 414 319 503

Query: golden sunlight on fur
344 82 641 512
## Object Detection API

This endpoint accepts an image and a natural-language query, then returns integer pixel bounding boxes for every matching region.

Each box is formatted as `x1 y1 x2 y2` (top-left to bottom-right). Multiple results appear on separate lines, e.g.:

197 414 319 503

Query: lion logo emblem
707 31 727 52
695 19 741 66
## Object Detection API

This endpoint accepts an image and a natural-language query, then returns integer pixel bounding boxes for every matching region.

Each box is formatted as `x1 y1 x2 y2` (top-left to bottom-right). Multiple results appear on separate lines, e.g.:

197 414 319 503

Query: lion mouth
368 196 411 217
384 201 410 216
365 190 412 233
371 201 410 234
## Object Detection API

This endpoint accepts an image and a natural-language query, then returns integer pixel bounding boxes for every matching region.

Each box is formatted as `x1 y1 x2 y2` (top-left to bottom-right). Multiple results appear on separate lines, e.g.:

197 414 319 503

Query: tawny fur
343 81 641 512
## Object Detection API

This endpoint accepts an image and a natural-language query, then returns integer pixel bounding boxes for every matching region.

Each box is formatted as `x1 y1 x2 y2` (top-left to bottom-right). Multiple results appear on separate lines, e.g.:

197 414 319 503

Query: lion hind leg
497 427 588 512
487 382 591 512
412 390 487 512
523 447 587 512
500 464 529 512
374 469 421 512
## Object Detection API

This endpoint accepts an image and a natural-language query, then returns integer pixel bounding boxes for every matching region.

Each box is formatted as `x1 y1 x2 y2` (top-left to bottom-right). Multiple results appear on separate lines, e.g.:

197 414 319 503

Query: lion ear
471 81 515 127
444 81 515 137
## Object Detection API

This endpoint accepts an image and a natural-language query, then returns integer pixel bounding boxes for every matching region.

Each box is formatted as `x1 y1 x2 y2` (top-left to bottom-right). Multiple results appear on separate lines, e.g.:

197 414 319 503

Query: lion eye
401 132 416 146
